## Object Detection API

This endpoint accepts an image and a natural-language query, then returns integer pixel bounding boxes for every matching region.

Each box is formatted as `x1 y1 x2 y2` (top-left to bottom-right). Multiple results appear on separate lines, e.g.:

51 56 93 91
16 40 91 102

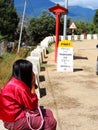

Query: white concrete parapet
36 45 46 60
74 35 78 40
30 50 42 63
67 35 72 40
26 56 41 98
26 56 40 74
60 36 64 40
37 45 47 57
40 36 55 48
52 34 98 41
40 40 49 48
87 34 92 40
93 34 98 39
33 48 43 63
80 34 85 40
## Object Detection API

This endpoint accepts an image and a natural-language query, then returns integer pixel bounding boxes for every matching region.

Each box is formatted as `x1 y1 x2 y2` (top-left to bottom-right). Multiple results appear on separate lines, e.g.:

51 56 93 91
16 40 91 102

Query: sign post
69 22 77 40
57 40 73 72
49 4 68 62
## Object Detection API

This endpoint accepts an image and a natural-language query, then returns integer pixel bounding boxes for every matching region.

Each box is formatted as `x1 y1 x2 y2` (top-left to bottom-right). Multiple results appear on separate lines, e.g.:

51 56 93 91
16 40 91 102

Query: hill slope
68 6 95 22
14 0 96 22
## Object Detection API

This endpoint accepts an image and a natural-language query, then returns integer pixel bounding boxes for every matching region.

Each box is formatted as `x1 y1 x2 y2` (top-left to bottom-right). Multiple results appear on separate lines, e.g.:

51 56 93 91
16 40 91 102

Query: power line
17 0 26 53
63 0 68 40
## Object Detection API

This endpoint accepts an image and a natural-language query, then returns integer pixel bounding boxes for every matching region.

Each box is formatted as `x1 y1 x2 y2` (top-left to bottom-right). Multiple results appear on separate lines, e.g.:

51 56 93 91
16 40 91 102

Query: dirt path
39 39 98 130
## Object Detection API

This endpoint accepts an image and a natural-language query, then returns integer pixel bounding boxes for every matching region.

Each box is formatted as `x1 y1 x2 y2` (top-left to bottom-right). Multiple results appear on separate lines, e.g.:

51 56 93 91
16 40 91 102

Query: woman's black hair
12 59 33 89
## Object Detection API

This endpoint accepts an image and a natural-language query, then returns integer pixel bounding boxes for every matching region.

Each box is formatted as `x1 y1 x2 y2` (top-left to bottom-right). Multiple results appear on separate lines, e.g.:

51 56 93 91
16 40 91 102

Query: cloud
50 0 98 9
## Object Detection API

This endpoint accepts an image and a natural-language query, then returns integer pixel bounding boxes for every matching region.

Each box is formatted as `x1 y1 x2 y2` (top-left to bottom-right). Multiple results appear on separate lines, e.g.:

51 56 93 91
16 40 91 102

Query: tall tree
0 0 19 40
28 11 55 44
93 9 98 28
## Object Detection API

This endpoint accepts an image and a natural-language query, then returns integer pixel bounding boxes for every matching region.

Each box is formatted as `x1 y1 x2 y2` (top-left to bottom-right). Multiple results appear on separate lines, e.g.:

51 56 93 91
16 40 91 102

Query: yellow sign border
58 40 73 48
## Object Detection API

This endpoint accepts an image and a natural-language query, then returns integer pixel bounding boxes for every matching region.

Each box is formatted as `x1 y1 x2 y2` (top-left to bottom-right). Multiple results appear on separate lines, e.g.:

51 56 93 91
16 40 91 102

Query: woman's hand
31 72 38 93
31 72 36 93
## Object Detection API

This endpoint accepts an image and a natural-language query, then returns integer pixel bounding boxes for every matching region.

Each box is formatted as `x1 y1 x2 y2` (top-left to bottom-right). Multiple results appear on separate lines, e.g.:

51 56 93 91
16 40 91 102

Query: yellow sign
58 40 73 48
57 40 73 72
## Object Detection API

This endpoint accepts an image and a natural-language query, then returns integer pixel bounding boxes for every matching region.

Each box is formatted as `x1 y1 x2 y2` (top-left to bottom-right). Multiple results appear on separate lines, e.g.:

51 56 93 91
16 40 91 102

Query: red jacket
0 77 38 122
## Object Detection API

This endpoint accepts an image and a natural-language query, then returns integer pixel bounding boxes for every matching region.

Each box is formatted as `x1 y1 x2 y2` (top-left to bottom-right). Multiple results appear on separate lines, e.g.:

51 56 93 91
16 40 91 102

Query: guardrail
60 34 98 40
26 34 98 98
26 36 55 98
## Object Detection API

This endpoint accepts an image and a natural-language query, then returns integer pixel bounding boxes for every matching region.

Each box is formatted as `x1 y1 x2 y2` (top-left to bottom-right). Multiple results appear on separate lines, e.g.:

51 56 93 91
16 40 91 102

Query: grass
0 46 32 88
46 42 54 53
0 53 23 87
40 63 55 68
0 42 54 88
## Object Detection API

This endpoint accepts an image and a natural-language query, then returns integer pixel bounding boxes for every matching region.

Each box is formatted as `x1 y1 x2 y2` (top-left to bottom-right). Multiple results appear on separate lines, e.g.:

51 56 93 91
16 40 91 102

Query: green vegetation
46 42 54 53
0 35 5 41
93 9 98 33
28 11 55 44
1 1 98 46
0 42 52 88
0 46 32 88
0 0 19 41
27 10 98 44
0 53 20 87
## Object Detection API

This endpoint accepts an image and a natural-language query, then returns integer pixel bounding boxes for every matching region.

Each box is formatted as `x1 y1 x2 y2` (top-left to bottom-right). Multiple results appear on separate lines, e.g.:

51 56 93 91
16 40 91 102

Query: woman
0 59 57 130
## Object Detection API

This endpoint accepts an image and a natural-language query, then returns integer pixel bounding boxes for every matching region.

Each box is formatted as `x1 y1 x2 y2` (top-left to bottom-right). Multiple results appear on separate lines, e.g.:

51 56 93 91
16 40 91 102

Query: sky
50 0 98 10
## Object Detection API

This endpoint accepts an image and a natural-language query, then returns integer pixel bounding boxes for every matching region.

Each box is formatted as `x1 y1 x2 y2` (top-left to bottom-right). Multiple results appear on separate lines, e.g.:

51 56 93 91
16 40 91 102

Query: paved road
39 40 98 130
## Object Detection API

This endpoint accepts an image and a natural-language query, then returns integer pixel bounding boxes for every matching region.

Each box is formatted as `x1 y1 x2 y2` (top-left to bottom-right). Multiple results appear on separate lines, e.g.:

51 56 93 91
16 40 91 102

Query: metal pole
17 0 26 53
63 0 68 40
55 13 60 63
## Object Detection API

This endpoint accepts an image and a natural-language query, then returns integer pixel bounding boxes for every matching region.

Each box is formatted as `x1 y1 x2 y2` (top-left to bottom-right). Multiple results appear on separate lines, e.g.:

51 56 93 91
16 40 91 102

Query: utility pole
63 0 68 40
17 0 26 53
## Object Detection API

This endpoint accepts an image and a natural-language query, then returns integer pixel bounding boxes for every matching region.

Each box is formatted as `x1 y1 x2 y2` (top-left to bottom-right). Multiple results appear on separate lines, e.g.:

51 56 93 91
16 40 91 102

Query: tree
28 11 55 44
86 22 95 34
0 0 19 40
93 9 98 28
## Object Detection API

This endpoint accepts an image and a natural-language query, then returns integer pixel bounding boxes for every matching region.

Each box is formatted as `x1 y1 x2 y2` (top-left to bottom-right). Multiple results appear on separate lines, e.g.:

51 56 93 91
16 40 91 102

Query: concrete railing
26 36 55 98
59 34 98 41
66 34 98 40
26 34 98 98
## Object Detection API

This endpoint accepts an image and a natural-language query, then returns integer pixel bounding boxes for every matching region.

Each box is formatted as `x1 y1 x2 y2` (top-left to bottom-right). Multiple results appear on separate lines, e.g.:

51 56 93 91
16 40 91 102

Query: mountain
14 0 55 17
14 0 96 23
68 6 95 22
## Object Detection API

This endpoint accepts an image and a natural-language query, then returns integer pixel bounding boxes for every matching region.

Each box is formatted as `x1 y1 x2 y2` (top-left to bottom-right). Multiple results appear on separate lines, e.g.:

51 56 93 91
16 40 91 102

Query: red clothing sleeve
0 77 38 122
15 84 38 110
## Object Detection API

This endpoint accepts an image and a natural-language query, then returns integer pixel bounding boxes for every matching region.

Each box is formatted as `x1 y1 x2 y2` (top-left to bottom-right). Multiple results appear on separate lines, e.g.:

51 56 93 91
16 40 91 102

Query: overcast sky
50 0 98 9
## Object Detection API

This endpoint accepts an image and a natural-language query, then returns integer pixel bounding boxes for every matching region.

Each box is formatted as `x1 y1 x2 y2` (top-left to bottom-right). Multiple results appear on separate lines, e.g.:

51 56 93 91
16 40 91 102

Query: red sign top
49 4 68 14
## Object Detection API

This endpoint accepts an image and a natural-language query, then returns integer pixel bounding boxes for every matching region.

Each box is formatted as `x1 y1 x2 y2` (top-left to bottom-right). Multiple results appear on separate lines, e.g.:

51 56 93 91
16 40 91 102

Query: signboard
69 22 77 29
57 40 73 72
